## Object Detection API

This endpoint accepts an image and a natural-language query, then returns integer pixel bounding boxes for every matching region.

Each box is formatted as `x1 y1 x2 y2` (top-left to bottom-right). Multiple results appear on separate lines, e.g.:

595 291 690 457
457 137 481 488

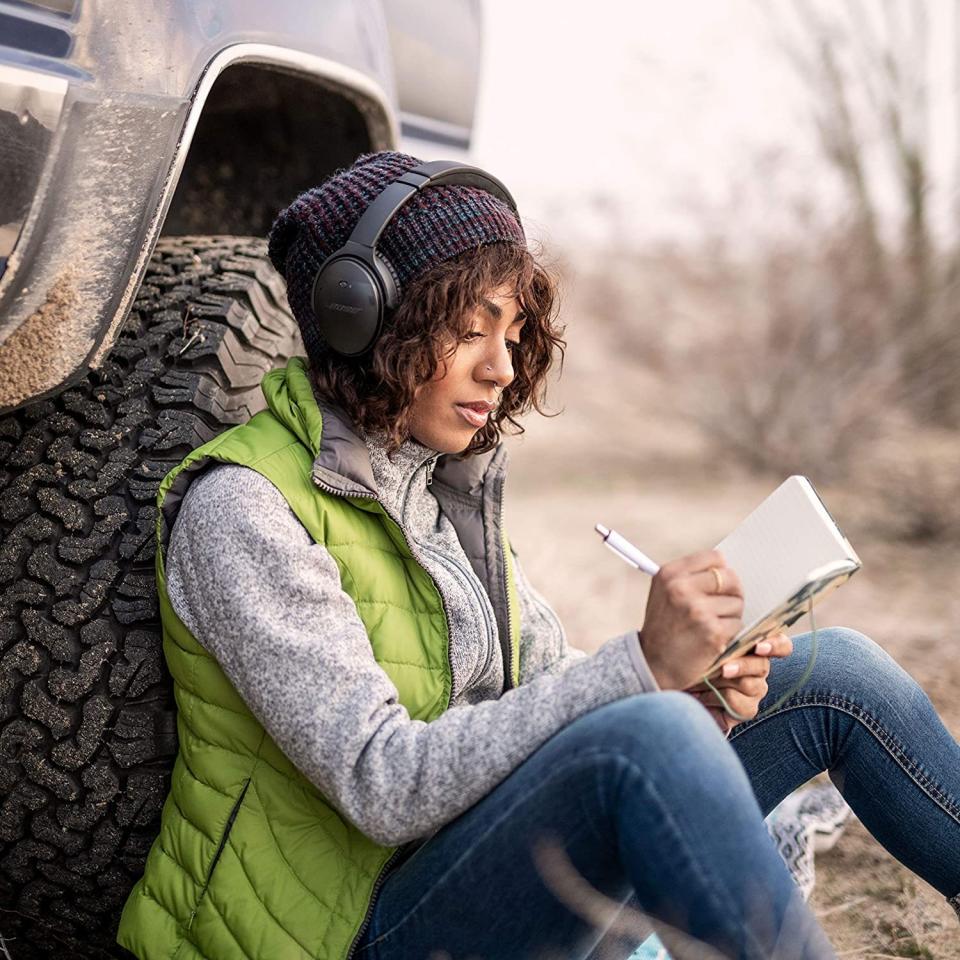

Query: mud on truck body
0 3 482 956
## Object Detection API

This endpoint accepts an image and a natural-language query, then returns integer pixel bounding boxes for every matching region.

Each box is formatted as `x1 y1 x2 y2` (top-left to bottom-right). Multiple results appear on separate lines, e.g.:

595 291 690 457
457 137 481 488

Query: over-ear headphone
310 159 521 357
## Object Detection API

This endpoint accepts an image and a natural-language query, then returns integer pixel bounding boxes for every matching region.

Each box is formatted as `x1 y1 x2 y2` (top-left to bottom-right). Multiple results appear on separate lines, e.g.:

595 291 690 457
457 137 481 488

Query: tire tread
0 236 300 958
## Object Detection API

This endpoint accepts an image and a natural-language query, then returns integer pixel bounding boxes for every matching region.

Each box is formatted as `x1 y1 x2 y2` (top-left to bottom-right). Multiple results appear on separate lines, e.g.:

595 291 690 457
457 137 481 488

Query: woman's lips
455 404 490 427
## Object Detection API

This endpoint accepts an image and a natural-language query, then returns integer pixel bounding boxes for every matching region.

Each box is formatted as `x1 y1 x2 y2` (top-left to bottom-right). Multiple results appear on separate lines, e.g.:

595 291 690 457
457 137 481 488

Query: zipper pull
425 459 435 486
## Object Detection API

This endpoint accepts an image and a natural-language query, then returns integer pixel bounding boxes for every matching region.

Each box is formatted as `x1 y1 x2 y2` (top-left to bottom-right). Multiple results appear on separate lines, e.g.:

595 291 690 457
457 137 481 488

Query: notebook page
714 476 858 633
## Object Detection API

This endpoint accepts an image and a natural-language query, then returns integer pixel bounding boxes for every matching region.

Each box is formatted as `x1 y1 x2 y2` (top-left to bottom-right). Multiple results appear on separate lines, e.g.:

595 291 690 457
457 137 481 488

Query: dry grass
812 817 957 957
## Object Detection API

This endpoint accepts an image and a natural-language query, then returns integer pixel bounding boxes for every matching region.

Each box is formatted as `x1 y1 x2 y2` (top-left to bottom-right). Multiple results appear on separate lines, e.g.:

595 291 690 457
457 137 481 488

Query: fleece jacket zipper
420 542 498 692
398 453 498 691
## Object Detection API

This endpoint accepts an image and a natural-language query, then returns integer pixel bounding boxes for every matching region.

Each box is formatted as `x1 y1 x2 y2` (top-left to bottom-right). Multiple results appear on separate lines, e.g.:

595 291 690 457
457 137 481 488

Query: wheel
0 236 301 959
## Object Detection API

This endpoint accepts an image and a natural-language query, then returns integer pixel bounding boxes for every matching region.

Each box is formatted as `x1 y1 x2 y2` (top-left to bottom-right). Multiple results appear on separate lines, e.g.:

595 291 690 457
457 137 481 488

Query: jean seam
362 747 770 957
729 692 960 827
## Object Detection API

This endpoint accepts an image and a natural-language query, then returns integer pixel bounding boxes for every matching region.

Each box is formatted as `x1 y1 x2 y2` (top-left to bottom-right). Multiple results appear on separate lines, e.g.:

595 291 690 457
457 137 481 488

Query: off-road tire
0 236 301 959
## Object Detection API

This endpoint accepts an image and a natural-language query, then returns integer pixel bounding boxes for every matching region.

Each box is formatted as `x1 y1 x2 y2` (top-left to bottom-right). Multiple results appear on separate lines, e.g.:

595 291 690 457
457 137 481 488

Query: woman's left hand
685 631 794 735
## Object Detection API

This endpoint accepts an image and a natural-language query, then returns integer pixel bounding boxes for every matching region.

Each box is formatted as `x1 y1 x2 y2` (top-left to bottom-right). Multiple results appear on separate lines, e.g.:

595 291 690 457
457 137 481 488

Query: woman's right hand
639 549 744 691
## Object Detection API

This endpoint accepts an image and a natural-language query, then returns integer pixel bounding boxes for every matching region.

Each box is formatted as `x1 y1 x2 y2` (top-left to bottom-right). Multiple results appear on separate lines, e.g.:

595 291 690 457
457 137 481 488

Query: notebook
707 475 862 674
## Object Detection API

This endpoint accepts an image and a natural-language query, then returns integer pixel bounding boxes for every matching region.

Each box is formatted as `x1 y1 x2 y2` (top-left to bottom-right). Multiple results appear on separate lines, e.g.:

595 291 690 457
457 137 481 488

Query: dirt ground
502 313 960 957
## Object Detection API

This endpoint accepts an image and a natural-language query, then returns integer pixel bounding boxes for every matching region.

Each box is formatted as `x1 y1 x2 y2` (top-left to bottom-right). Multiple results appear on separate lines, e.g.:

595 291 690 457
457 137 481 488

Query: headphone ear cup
311 256 385 357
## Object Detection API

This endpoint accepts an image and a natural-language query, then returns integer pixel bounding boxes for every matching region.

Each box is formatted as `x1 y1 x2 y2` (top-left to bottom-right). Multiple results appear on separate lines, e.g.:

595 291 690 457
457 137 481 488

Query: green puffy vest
116 357 521 960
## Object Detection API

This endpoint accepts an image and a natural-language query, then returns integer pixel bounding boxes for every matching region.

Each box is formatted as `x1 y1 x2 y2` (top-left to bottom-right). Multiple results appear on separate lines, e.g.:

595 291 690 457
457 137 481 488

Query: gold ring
709 566 724 594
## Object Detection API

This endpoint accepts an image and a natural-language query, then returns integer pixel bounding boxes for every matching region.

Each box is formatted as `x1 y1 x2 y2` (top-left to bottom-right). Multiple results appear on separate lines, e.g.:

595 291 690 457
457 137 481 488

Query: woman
116 151 960 960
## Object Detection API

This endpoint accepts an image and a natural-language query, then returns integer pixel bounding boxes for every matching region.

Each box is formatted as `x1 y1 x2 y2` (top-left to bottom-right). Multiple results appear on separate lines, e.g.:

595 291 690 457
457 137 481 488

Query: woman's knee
562 692 746 800
778 626 924 711
793 626 897 677
578 690 725 754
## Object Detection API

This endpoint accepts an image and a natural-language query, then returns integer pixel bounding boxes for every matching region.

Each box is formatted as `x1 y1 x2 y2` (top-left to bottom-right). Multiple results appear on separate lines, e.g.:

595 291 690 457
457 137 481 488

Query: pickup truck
0 3 482 956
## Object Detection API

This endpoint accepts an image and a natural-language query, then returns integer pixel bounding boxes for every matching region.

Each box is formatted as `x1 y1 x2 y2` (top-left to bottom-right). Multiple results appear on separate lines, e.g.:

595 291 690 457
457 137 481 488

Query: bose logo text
326 302 362 314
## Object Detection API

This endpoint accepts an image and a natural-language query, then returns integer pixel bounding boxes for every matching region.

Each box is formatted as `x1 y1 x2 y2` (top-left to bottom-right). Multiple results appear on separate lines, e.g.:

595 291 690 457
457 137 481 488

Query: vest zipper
498 478 517 691
188 777 251 929
345 845 403 960
207 778 250 881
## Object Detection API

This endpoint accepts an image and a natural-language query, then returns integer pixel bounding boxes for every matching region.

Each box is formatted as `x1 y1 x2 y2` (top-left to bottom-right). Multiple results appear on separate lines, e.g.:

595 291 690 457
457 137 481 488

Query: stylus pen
595 524 661 576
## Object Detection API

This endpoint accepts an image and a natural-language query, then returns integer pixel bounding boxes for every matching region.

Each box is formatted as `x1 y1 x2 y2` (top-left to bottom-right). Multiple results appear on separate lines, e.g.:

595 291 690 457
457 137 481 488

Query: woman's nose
480 341 514 387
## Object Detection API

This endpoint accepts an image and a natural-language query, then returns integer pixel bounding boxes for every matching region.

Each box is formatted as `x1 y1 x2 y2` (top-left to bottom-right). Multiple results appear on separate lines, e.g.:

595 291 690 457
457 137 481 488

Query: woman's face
407 282 526 454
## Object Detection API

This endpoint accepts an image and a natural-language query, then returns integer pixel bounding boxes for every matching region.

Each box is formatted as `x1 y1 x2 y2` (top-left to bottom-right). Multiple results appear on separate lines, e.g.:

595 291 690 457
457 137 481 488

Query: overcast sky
466 0 957 251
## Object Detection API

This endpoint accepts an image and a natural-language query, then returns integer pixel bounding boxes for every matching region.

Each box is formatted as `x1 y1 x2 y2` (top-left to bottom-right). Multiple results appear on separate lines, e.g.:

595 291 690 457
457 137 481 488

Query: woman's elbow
349 808 424 847
333 788 427 847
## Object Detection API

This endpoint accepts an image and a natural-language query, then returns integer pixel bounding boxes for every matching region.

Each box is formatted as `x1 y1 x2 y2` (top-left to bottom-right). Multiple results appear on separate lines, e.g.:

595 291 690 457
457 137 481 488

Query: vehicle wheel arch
163 54 396 238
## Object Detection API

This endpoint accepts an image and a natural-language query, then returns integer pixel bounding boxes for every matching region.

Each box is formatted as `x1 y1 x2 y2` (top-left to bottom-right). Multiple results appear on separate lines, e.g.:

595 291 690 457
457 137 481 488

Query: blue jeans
355 628 960 960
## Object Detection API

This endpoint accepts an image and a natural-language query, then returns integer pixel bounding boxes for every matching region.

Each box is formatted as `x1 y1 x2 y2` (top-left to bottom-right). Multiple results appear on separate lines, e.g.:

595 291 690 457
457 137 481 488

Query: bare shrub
896 271 960 428
761 0 960 427
852 420 960 542
579 216 902 482
573 210 959 540
676 229 901 481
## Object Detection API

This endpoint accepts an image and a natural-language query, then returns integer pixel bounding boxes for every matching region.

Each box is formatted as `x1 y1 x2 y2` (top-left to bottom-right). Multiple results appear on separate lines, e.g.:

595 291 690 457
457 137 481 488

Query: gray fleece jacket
164 427 660 847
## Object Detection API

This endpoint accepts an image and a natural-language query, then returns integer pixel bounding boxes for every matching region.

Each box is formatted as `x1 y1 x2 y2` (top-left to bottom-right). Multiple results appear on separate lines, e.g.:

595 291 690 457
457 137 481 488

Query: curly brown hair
307 241 566 457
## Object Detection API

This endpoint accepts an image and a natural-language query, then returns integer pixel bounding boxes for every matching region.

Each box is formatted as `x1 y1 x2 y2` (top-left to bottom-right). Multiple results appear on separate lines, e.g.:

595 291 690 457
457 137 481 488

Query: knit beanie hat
267 150 527 367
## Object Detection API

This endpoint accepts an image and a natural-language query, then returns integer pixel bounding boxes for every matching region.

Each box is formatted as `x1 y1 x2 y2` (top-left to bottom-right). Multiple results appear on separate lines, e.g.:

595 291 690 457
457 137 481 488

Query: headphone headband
348 161 520 249
310 159 521 358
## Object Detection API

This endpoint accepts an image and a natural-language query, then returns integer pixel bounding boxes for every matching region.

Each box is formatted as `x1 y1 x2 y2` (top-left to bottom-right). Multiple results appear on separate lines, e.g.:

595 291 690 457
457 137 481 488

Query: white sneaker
766 783 853 900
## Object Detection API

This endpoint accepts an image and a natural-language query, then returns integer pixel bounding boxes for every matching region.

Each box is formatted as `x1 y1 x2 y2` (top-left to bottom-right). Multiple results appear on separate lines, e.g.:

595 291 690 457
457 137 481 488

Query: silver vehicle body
0 0 482 412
